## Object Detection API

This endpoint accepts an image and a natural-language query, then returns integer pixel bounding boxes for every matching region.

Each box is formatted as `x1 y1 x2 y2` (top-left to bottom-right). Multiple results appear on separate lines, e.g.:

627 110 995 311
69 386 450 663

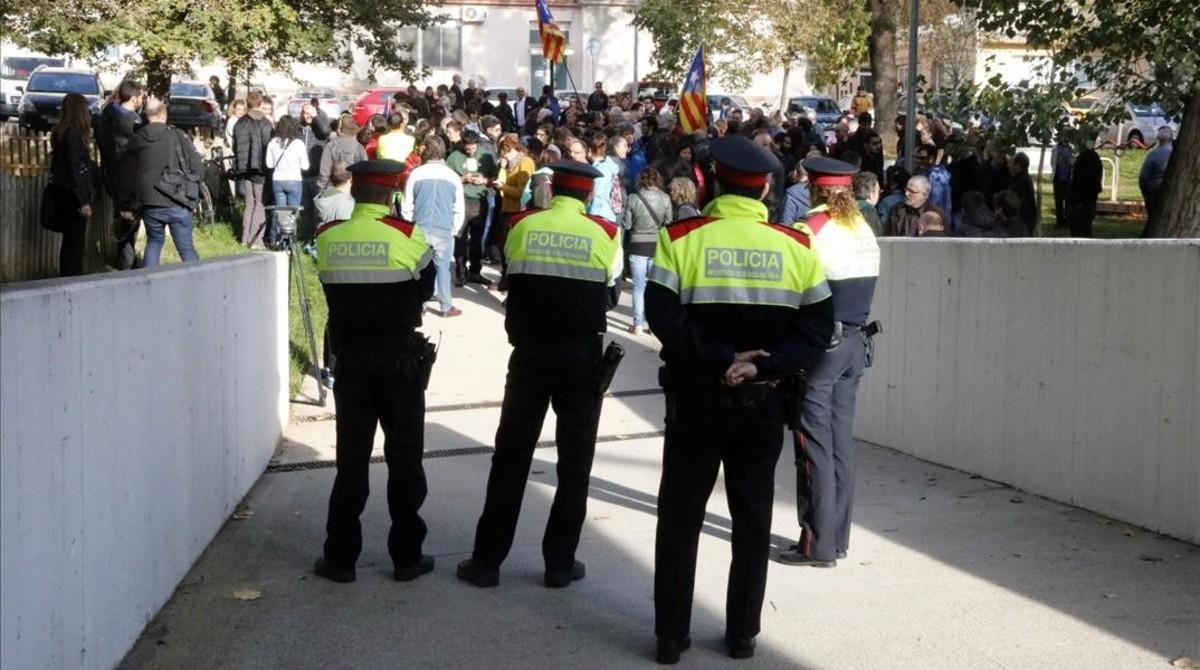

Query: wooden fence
0 126 115 282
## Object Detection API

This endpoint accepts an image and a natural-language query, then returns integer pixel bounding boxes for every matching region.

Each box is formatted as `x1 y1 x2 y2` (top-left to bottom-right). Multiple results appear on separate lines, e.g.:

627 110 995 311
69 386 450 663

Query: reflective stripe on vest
316 203 430 285
508 259 608 282
504 196 618 285
679 283 832 307
650 195 829 309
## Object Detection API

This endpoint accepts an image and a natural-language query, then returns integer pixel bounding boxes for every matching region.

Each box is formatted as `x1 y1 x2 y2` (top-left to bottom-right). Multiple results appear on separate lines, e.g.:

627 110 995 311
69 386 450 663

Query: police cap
802 156 858 187
548 159 602 193
709 136 782 189
347 159 408 188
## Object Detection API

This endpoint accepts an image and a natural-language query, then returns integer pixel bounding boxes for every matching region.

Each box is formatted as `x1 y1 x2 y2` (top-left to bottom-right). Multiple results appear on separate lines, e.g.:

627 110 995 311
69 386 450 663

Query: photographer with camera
118 98 203 267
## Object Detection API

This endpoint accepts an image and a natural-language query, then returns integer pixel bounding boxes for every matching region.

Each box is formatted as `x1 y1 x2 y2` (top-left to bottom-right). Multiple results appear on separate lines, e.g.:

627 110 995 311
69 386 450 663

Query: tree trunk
779 62 792 114
868 0 900 153
226 62 240 105
1144 88 1200 238
144 55 172 100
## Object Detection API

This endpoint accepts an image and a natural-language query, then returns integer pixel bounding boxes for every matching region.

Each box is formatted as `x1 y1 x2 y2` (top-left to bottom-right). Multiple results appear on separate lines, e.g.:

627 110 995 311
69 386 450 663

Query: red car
352 87 404 127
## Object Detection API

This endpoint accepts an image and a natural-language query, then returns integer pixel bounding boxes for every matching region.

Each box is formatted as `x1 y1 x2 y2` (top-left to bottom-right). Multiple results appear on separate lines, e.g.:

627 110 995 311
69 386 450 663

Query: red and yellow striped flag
677 46 708 133
536 0 566 63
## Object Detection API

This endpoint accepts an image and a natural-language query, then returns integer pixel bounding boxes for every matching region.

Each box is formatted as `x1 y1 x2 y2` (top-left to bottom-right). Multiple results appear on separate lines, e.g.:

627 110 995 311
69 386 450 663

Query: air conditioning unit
462 7 488 23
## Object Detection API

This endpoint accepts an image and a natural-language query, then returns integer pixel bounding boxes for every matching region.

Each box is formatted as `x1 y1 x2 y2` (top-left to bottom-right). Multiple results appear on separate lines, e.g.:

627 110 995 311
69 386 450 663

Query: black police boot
655 635 691 665
456 558 500 587
394 555 435 582
775 547 837 568
725 635 756 659
313 558 356 583
544 560 586 588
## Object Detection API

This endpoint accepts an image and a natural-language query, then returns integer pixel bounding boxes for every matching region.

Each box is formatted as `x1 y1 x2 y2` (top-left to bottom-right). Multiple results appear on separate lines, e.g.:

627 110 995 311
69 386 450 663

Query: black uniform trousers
324 361 427 570
794 331 868 561
472 338 603 572
459 196 489 277
655 387 785 642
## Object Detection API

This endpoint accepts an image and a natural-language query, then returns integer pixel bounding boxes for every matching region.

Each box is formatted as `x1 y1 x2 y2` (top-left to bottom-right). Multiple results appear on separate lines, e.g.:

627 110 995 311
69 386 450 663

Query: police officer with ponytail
458 160 621 590
648 136 835 664
777 156 881 568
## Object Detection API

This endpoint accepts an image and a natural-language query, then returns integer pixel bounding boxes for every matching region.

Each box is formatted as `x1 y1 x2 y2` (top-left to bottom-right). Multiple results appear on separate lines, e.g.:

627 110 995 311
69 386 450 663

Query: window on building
422 23 462 69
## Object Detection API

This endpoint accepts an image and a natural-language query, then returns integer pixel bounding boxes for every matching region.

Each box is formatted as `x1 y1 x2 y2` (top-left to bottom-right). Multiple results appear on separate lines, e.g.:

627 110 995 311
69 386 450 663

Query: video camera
265 205 302 246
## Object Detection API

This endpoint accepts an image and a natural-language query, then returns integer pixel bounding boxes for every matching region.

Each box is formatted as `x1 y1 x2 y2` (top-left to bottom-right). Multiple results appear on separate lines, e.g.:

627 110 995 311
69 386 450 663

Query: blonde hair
812 185 860 224
668 177 697 206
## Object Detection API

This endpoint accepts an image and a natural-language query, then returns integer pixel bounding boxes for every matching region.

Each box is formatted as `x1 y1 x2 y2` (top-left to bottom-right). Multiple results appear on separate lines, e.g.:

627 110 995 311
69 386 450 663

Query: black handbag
154 129 202 208
39 180 66 232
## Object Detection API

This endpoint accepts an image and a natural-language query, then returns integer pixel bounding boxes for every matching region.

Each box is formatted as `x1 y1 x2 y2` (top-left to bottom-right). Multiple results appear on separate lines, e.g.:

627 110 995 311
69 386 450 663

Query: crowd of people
48 68 1148 280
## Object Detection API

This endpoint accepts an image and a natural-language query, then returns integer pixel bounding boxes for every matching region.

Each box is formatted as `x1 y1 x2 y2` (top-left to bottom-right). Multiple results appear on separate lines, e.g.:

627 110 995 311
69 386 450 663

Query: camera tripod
266 205 327 406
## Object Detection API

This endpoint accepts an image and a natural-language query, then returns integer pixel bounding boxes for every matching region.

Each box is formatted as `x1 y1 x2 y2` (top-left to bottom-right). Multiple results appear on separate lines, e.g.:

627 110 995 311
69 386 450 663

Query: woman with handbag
622 167 671 335
48 93 97 276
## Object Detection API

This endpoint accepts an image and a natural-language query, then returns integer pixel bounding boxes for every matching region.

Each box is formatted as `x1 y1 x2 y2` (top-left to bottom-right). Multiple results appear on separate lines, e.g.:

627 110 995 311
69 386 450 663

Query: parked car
485 86 519 106
622 80 676 111
1 54 66 121
18 66 103 132
287 88 342 119
707 94 751 121
167 81 221 130
351 87 403 127
1104 102 1178 147
787 95 842 129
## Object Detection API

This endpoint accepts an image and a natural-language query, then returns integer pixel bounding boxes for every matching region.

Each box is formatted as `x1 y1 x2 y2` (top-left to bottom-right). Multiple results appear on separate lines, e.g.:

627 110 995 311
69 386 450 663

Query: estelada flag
536 0 566 63
678 46 708 133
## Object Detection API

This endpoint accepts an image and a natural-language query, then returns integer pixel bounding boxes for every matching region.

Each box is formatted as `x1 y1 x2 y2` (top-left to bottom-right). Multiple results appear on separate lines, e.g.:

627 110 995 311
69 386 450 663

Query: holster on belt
658 365 678 422
334 331 438 389
595 341 625 395
781 373 808 430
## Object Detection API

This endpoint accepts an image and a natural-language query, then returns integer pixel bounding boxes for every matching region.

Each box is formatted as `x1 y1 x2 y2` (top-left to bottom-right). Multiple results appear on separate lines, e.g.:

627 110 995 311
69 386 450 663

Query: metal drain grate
265 430 665 474
290 388 663 423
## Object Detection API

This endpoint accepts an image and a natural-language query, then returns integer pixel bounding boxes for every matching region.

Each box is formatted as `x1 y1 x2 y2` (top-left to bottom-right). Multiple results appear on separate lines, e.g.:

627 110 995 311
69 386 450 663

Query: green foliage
764 0 870 89
633 0 868 92
2 0 435 92
963 0 1198 116
631 0 755 90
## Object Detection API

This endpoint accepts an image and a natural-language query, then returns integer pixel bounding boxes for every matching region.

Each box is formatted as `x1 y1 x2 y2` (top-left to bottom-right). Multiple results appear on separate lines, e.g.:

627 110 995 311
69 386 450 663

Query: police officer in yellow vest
313 159 438 584
458 160 620 589
777 157 881 568
648 136 835 664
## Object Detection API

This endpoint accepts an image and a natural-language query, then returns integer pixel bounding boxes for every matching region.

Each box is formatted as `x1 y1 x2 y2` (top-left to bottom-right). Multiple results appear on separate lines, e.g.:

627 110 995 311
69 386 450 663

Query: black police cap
347 159 408 187
548 159 603 180
549 159 602 192
801 156 858 186
708 135 782 176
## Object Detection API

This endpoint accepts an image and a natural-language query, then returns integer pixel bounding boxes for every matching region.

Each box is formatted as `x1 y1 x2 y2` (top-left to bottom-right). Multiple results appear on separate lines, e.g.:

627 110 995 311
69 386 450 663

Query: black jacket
232 110 273 183
120 122 203 209
1068 149 1103 205
96 103 142 204
494 101 516 133
50 127 96 209
587 91 609 112
300 112 330 178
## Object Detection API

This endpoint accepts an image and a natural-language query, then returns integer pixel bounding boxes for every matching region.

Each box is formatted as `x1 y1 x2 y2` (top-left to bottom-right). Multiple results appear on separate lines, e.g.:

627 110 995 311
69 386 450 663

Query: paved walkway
120 274 1199 669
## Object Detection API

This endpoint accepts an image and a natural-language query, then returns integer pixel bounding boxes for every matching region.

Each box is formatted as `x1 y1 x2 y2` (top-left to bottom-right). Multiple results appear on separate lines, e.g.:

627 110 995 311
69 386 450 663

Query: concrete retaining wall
858 239 1200 544
0 254 289 669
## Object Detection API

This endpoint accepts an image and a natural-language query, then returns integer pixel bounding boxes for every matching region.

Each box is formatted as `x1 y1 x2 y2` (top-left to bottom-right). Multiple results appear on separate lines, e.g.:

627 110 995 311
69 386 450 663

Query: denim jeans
425 231 454 312
142 206 199 267
273 180 303 208
629 254 653 328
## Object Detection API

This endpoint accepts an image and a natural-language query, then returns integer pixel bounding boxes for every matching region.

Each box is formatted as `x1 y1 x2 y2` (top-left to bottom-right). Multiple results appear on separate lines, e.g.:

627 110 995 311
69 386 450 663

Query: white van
1 45 72 121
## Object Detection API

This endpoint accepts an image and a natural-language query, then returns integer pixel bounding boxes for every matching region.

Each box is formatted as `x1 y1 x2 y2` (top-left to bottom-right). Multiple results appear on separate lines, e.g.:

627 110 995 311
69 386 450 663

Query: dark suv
18 67 104 132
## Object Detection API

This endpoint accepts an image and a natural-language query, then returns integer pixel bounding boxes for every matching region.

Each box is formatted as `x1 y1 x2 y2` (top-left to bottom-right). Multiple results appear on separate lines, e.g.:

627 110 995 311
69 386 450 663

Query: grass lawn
157 220 328 399
1030 148 1149 239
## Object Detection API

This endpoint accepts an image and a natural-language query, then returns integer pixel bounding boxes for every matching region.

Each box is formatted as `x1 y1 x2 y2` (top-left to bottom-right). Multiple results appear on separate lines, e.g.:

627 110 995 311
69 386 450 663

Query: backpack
154 129 202 208
527 171 553 209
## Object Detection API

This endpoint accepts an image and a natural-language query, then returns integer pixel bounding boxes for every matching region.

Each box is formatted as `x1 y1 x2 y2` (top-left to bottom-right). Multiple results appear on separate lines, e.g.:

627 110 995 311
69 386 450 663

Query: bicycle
198 146 238 226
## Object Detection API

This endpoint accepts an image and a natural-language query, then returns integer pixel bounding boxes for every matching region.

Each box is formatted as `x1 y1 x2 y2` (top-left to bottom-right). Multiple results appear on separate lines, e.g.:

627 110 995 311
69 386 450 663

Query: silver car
287 88 342 119
1103 102 1178 147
